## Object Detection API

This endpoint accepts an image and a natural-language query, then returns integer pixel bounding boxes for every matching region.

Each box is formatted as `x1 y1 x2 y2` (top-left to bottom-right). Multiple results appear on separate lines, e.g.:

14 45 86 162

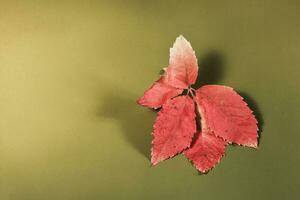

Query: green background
1 1 299 199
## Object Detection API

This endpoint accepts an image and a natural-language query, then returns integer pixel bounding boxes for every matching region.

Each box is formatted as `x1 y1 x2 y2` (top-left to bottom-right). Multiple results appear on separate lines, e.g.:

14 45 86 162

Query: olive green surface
0 1 299 200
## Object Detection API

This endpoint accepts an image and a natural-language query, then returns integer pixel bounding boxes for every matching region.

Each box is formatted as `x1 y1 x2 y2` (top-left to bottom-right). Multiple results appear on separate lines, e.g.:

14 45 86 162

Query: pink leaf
137 35 261 173
151 96 196 165
137 77 183 109
184 131 226 173
162 35 198 89
196 85 258 147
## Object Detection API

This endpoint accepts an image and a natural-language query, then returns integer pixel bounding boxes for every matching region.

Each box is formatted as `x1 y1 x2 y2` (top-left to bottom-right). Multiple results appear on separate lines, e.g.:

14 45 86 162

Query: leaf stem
188 87 196 100
187 87 203 132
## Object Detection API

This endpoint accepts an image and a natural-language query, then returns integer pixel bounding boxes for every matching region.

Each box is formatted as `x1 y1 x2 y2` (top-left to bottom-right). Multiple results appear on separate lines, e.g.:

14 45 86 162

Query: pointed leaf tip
137 77 183 109
162 35 198 89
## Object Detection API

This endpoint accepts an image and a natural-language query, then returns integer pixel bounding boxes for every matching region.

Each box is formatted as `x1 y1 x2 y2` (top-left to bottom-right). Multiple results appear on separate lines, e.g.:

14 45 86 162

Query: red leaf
184 131 226 173
151 96 196 165
137 35 260 173
196 85 258 147
137 77 183 109
162 35 198 89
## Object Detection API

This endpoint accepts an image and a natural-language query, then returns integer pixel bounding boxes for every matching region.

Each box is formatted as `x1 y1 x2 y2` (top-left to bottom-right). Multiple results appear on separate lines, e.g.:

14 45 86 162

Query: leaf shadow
193 50 226 88
97 89 154 159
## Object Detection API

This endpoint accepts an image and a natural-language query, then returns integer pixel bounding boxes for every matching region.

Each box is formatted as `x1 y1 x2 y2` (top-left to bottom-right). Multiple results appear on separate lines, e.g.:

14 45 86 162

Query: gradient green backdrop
1 1 299 199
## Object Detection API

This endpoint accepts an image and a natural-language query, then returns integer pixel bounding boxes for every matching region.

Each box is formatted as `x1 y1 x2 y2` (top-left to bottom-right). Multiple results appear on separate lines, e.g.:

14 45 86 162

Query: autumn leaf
138 35 198 109
163 35 198 89
151 96 196 165
184 131 226 173
137 77 183 109
195 85 258 147
137 35 259 173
